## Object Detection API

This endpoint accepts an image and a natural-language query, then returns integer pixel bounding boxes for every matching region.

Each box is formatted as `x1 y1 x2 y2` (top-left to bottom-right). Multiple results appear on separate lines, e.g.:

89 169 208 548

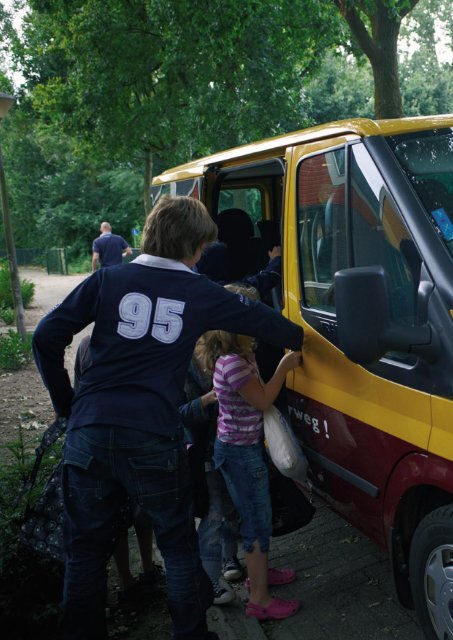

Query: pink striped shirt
214 353 263 445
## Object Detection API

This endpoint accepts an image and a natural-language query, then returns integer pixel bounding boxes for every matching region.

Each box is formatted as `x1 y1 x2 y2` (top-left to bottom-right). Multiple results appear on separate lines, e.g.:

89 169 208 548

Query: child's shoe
212 579 235 605
222 556 243 581
245 596 301 620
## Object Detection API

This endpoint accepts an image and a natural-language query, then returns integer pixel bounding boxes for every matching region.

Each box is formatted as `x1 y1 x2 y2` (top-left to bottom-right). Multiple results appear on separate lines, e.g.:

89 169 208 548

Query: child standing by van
202 283 302 621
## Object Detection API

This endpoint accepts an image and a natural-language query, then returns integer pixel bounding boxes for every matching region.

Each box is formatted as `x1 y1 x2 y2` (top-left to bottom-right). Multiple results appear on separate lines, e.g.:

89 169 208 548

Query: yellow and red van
153 116 453 639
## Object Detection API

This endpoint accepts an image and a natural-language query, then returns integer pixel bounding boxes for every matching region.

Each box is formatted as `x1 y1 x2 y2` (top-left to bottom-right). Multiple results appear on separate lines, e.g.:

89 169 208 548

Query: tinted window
219 187 263 228
387 129 453 256
297 144 420 328
297 148 346 312
351 145 418 325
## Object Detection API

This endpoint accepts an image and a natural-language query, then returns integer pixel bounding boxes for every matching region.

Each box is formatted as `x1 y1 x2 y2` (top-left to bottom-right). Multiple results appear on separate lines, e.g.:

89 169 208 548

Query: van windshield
386 128 453 256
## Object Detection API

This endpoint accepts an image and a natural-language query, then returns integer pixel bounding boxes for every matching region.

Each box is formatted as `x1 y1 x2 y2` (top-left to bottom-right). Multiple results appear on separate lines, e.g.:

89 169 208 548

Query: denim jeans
197 466 239 582
58 425 213 640
213 438 272 553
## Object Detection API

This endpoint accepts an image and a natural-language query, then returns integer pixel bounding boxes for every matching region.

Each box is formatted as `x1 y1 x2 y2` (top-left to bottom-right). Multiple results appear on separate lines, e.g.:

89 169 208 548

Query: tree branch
397 0 420 20
333 1 377 62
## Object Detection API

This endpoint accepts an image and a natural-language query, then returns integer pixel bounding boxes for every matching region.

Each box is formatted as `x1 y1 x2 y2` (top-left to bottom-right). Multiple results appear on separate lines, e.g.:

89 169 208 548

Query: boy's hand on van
281 350 302 371
268 245 281 259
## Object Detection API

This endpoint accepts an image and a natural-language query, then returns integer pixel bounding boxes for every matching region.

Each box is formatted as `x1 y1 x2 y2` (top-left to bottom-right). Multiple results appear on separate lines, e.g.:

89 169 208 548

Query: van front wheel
409 505 453 640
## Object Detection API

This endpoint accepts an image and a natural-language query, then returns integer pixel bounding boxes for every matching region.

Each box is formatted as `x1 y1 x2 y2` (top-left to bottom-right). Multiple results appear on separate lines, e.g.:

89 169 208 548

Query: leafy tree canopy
18 0 343 166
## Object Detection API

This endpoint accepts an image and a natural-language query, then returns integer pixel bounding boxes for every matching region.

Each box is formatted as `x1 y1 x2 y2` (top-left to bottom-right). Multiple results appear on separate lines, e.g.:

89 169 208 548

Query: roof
152 114 453 185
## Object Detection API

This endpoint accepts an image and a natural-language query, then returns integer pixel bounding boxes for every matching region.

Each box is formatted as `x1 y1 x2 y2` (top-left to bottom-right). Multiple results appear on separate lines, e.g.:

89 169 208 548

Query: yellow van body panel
284 139 432 450
152 115 453 185
430 396 453 458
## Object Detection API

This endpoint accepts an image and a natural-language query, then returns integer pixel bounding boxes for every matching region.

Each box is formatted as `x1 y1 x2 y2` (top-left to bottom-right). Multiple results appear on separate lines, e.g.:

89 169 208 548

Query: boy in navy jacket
33 195 303 640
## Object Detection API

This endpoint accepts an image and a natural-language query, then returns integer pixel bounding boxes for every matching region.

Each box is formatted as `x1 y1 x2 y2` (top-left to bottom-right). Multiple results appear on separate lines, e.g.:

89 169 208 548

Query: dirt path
20 266 94 373
0 267 92 447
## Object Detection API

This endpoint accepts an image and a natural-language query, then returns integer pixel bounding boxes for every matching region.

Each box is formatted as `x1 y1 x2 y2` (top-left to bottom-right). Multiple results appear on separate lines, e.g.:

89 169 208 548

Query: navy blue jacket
33 255 303 437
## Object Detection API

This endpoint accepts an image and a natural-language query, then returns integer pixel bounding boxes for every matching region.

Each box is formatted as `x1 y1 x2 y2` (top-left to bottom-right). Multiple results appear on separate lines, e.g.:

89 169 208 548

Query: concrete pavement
207 498 424 640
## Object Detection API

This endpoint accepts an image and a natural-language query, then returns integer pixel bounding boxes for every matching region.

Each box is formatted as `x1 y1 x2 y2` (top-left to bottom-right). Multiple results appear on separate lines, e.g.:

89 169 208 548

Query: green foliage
20 279 35 307
67 253 91 274
0 426 62 638
0 329 32 370
302 51 375 123
0 259 35 309
0 307 14 325
19 0 343 166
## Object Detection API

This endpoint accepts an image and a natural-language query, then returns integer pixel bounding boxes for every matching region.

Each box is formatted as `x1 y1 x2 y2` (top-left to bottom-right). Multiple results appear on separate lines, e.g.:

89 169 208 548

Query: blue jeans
213 438 272 554
197 466 239 582
58 425 213 640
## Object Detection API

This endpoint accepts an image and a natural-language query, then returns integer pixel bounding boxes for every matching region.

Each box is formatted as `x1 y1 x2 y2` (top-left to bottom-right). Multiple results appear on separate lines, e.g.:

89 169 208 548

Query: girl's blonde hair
200 283 260 373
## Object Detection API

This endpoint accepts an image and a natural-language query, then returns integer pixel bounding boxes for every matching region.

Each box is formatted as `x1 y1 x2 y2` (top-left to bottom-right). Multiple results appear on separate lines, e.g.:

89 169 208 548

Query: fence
0 248 68 275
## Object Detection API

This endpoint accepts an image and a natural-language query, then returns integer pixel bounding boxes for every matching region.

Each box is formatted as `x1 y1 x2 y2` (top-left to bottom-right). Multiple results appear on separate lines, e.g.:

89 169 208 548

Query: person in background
201 282 302 622
92 221 132 271
32 195 303 640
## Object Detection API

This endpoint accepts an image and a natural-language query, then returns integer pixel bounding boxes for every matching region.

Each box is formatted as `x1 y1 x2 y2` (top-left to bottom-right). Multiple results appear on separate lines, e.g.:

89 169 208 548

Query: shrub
67 253 92 274
0 427 63 639
21 279 36 308
0 259 36 308
0 330 32 370
0 307 14 325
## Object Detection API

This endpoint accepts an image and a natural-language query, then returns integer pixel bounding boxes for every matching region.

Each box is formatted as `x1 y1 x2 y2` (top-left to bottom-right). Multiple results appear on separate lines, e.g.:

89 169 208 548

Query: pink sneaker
244 567 296 591
246 596 301 620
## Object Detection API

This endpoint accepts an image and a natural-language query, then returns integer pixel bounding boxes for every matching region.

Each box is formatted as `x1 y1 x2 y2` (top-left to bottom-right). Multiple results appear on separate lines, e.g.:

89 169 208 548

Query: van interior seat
257 219 281 252
217 208 267 281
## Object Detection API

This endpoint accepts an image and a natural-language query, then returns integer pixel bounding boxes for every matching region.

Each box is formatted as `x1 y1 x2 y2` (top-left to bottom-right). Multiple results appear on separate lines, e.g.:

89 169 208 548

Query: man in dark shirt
33 196 303 640
92 221 132 271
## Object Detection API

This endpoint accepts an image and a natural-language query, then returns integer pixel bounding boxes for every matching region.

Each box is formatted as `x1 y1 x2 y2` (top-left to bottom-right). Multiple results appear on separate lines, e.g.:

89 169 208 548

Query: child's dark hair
200 283 260 373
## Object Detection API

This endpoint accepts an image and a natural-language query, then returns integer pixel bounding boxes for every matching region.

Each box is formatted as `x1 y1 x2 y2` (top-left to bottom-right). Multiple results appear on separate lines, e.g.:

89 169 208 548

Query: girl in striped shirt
202 283 303 621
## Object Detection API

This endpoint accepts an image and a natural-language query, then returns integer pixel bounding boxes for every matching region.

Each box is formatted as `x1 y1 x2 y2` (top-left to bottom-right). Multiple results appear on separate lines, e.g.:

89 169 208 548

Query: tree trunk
334 0 418 120
0 148 27 341
143 148 153 217
370 6 404 119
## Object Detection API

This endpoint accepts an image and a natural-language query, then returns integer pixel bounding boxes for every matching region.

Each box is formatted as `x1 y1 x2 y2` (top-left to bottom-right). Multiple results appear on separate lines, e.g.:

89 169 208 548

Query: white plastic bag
263 405 308 483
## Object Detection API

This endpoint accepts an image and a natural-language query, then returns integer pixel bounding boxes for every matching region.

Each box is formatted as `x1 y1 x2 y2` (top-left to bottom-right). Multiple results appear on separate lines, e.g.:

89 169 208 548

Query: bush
0 307 14 325
0 330 32 370
0 427 63 639
21 279 36 308
67 253 92 274
0 259 36 308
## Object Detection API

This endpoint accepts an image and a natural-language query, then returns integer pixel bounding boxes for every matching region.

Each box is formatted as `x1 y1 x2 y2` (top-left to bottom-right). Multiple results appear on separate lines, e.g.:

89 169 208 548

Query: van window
387 128 453 256
298 144 419 327
350 144 418 325
297 147 347 312
219 187 263 228
151 179 200 206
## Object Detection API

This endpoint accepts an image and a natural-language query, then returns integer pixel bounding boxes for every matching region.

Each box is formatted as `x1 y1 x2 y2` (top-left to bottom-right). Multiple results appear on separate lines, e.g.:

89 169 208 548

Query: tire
409 505 453 640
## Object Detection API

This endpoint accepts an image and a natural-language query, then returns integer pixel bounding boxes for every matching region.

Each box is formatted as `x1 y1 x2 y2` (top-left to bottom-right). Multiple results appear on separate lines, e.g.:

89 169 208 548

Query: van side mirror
334 266 438 365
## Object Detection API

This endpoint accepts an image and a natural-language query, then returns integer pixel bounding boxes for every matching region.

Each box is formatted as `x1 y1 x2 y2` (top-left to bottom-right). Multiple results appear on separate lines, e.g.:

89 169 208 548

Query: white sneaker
222 556 243 582
212 580 235 605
